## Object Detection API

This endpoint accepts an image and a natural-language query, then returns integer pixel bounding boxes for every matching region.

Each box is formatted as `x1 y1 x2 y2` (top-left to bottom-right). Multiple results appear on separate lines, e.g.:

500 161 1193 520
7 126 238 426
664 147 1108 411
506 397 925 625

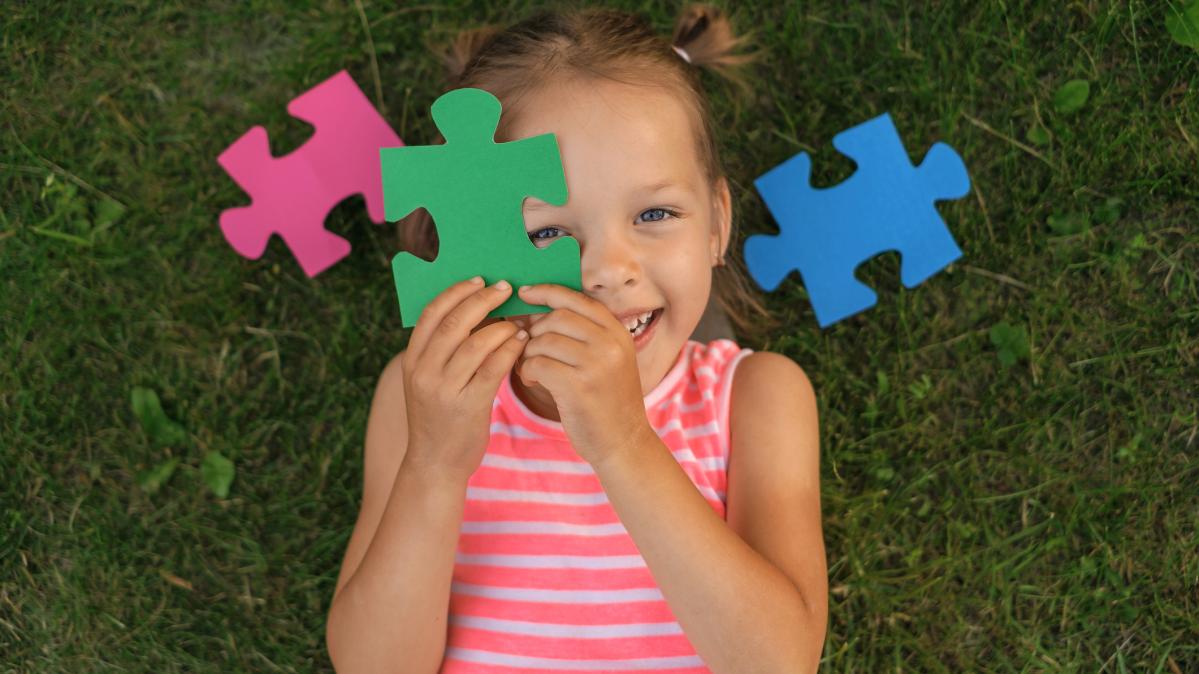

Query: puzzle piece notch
217 70 404 277
747 112 970 328
381 88 582 328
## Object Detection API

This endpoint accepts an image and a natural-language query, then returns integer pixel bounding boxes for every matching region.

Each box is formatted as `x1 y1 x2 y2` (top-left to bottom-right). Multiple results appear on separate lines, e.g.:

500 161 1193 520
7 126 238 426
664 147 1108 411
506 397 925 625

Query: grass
3 1 1197 672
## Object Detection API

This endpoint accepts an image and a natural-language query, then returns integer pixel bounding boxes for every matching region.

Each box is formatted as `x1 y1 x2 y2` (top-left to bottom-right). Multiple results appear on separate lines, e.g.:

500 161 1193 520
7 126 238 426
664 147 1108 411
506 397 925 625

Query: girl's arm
591 352 827 673
326 353 467 674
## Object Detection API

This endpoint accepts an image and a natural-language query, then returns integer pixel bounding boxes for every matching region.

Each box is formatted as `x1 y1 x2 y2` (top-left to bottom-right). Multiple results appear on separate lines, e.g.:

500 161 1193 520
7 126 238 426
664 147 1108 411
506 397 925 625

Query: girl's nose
581 232 641 293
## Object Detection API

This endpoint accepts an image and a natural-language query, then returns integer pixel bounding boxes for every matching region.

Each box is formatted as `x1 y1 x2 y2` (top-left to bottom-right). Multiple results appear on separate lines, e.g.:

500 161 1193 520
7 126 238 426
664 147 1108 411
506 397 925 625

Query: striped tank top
440 338 755 673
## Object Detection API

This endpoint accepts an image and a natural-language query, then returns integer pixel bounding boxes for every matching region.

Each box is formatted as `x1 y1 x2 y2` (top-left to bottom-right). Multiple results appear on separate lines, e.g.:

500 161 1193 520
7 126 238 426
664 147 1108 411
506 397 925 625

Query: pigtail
671 5 756 94
669 7 771 337
439 25 504 86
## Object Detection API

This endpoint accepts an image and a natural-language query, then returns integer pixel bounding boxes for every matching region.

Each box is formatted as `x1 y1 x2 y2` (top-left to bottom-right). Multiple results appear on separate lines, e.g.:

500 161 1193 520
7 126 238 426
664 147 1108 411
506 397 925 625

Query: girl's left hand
515 283 656 468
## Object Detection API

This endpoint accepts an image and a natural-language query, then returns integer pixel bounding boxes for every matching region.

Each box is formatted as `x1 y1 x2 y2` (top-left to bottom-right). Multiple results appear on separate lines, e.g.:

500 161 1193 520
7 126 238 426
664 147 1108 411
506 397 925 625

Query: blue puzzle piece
747 112 970 328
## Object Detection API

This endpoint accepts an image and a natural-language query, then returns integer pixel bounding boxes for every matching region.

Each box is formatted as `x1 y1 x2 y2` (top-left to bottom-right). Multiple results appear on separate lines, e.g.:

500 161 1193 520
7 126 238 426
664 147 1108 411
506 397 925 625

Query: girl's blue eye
638 208 676 223
528 226 562 242
528 209 677 242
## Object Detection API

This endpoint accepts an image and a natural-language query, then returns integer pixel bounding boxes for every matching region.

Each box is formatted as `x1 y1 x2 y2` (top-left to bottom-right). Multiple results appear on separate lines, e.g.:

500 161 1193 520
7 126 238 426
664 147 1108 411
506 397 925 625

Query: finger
508 310 550 329
423 280 514 372
518 352 574 388
473 316 506 333
504 315 532 334
465 323 531 398
517 284 612 328
445 319 522 391
522 331 586 367
526 309 596 343
408 277 487 363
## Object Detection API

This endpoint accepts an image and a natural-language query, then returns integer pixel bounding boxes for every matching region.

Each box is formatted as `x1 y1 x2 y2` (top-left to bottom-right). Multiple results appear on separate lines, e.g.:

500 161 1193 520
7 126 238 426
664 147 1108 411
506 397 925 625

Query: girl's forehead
503 79 687 138
503 78 706 185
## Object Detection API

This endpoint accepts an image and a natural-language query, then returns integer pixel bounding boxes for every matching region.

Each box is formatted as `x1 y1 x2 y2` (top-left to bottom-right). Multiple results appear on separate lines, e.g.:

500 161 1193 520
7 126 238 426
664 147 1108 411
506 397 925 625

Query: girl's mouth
629 308 662 351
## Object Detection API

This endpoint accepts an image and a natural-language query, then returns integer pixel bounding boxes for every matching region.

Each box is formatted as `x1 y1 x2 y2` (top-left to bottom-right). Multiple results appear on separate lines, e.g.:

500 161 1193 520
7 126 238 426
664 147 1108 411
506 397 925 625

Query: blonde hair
398 4 779 340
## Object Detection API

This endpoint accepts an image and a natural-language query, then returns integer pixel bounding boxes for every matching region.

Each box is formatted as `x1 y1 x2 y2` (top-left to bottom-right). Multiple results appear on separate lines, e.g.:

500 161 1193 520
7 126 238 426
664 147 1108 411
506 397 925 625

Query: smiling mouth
629 308 662 338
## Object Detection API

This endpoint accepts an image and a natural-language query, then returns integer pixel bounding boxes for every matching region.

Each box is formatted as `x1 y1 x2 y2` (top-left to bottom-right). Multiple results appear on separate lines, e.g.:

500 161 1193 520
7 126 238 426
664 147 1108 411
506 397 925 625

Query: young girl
327 6 827 673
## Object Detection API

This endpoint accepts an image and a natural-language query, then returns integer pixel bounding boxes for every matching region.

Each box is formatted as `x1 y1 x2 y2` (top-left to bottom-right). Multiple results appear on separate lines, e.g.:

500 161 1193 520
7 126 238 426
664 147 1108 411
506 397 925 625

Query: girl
327 6 827 673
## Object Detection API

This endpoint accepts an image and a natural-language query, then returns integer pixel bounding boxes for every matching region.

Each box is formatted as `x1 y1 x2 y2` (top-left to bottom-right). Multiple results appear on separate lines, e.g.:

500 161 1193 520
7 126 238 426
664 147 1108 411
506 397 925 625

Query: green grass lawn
3 1 1197 671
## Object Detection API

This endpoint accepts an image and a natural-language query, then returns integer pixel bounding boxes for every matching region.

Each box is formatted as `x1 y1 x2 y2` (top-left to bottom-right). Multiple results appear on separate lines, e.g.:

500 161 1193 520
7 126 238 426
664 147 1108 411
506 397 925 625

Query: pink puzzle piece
217 70 404 277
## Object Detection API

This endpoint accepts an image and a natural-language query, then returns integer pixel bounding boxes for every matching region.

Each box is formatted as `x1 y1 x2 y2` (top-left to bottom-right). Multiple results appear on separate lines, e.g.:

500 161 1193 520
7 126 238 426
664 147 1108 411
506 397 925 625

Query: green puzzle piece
381 88 583 328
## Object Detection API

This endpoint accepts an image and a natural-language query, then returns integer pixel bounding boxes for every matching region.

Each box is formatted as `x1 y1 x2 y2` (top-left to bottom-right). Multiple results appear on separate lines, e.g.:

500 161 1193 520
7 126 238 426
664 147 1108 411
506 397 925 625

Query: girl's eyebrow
523 199 556 212
637 179 688 195
523 179 691 213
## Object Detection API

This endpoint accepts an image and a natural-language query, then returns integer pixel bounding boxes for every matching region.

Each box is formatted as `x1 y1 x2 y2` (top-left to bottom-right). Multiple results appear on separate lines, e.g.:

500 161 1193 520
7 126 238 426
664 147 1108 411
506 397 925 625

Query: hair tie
671 45 692 64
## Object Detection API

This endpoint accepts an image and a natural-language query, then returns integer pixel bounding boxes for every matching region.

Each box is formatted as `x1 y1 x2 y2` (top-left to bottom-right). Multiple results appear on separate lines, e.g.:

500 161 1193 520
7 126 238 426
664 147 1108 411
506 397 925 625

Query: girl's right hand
400 277 528 483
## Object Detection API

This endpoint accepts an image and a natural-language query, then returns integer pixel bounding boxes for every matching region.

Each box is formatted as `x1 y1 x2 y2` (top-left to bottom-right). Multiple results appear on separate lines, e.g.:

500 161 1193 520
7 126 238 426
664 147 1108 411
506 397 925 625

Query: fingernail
470 276 483 285
496 280 510 291
516 329 528 341
518 285 530 294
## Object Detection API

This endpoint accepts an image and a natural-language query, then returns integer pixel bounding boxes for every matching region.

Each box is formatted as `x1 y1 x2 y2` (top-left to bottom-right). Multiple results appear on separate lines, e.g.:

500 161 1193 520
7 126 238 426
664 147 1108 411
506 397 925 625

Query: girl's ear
710 176 732 265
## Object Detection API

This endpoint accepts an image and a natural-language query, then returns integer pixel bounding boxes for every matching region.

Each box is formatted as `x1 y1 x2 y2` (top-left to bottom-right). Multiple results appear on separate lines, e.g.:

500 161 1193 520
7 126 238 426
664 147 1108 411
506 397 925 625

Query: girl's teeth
628 310 656 336
622 311 653 332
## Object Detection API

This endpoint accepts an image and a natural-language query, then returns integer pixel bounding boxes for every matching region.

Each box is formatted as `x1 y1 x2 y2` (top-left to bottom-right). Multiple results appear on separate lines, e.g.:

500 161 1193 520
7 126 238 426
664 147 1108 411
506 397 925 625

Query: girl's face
496 76 732 401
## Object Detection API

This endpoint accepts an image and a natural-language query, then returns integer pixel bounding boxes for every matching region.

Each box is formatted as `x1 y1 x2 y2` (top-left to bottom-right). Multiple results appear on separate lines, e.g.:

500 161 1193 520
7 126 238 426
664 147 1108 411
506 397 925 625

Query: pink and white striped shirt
440 338 755 673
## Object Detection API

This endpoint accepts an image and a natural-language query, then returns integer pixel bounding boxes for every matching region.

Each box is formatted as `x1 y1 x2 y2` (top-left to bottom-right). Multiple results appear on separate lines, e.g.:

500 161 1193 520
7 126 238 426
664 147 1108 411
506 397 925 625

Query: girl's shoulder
726 346 817 413
683 338 814 386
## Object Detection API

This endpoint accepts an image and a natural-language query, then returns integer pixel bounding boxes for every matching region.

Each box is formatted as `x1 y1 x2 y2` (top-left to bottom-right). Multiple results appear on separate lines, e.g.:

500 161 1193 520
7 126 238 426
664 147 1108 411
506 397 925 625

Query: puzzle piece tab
217 70 403 277
748 112 970 327
381 88 582 328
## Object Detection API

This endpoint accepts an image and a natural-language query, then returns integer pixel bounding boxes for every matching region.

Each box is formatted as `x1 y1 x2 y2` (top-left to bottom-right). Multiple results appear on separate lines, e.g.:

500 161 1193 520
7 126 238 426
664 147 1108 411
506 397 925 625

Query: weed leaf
95 198 126 228
1048 211 1091 235
990 322 1030 367
201 451 235 499
1053 79 1090 114
1027 122 1052 146
1167 0 1199 48
136 458 180 494
131 387 188 447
